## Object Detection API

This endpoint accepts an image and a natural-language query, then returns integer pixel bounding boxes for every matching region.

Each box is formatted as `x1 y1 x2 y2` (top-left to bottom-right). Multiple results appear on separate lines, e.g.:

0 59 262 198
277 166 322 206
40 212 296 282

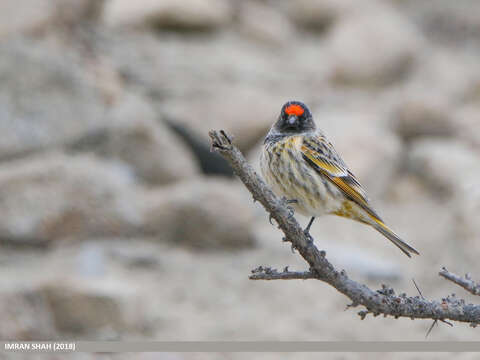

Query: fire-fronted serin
260 101 419 257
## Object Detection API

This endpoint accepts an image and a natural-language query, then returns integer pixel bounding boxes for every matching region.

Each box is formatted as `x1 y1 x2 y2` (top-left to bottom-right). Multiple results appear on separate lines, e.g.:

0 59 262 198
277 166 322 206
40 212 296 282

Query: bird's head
274 101 315 134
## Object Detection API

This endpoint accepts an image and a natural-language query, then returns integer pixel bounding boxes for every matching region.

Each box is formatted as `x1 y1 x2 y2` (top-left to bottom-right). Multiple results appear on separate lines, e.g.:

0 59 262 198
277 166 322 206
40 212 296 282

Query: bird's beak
287 115 298 126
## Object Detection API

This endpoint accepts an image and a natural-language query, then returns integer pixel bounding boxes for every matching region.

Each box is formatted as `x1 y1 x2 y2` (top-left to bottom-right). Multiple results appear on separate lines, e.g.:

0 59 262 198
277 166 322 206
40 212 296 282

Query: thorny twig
250 266 317 280
209 129 480 327
439 267 480 296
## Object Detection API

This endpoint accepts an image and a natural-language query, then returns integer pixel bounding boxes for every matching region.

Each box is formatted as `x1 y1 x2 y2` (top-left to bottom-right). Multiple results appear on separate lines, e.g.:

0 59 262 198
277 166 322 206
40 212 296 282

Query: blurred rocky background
1 0 480 359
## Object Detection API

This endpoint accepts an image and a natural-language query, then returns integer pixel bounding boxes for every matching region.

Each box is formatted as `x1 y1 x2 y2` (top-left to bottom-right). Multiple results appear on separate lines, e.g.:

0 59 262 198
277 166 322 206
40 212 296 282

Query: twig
439 267 480 296
209 129 480 326
250 266 316 280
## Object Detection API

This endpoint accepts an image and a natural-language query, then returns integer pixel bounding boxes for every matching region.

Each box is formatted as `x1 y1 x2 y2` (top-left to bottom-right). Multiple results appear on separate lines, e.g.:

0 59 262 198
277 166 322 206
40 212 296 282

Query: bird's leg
304 217 315 243
305 217 315 233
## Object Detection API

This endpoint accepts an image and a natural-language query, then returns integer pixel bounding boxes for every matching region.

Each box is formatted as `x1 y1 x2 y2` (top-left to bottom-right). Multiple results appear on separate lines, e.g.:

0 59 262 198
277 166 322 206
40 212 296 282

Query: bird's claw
281 236 296 253
280 197 297 219
269 198 297 225
303 229 314 245
269 214 275 226
287 207 295 219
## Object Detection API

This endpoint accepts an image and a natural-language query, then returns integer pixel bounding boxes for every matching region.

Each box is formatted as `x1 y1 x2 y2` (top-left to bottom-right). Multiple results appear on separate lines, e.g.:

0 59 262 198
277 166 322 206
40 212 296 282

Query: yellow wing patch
301 141 382 222
330 177 369 209
301 145 346 177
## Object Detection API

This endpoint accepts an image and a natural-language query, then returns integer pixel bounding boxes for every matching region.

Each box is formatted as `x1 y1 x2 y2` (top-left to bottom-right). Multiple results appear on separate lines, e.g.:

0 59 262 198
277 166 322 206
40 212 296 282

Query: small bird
260 100 419 257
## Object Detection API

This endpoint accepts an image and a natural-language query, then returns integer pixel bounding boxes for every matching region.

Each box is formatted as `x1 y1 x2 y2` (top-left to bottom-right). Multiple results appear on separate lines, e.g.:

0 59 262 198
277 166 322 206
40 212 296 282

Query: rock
287 0 356 32
43 281 128 336
0 0 103 38
455 105 480 149
103 0 232 30
326 244 401 282
237 1 294 46
396 0 480 45
454 185 480 250
0 152 141 245
382 172 455 253
0 288 55 340
407 48 479 103
102 27 301 101
327 6 421 86
165 120 234 177
0 0 54 38
163 87 284 153
0 39 108 160
141 178 256 250
76 243 107 277
69 93 200 185
392 94 456 141
102 27 302 110
53 0 105 26
407 139 480 197
107 242 161 269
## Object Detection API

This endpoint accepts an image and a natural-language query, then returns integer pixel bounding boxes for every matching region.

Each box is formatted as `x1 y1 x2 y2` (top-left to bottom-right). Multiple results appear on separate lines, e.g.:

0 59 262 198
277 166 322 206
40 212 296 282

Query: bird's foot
282 236 297 253
280 197 297 219
269 198 297 225
303 217 315 245
303 229 314 245
268 214 275 225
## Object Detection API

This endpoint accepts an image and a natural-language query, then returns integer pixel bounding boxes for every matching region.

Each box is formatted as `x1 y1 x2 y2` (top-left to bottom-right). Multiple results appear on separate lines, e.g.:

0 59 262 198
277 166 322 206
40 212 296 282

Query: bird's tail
371 219 419 258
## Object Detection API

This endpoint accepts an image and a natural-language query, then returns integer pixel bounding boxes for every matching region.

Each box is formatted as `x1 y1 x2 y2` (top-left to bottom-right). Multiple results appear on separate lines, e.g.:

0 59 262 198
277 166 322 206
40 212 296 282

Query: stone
0 0 103 38
0 0 54 38
107 241 161 269
454 185 480 251
163 87 284 153
141 178 256 250
392 94 456 141
396 0 480 45
455 105 480 149
53 0 105 26
68 93 200 185
237 1 294 46
0 288 55 340
407 47 480 102
42 279 138 336
407 139 480 197
287 0 356 32
103 0 232 30
0 152 141 245
326 244 401 282
0 39 108 160
327 6 421 86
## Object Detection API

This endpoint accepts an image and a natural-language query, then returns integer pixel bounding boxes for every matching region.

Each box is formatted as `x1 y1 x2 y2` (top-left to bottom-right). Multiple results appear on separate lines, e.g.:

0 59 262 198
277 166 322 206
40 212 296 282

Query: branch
250 266 316 280
209 129 480 327
440 267 480 296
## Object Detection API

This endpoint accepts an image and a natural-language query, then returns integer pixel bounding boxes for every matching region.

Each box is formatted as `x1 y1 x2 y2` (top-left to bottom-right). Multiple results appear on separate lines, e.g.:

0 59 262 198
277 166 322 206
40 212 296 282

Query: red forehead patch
285 104 304 116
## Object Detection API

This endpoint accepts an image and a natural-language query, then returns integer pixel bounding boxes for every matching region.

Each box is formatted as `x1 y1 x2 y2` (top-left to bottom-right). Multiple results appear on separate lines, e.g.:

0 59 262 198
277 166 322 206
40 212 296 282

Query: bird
260 100 419 257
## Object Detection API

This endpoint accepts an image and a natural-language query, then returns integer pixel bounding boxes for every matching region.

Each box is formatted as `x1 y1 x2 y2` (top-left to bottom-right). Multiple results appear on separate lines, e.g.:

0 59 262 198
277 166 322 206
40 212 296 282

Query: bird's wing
300 135 382 221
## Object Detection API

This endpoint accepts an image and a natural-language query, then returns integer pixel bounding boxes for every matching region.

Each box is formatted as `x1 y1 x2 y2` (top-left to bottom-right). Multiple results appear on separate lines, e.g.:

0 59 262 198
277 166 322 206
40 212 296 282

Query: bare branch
209 129 480 326
440 267 480 296
250 266 316 280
